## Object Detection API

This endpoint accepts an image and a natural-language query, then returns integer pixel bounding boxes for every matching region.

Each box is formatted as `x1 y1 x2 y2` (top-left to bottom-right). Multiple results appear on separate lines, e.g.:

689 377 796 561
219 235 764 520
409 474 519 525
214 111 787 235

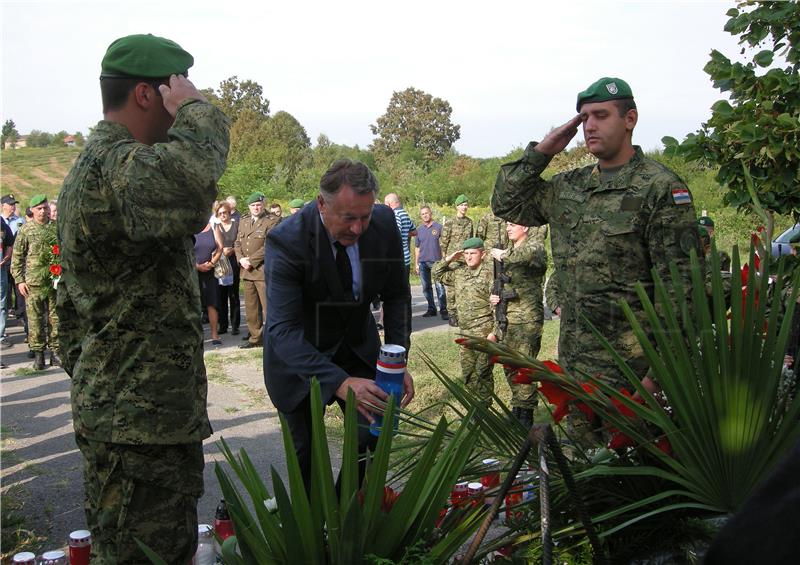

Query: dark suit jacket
263 201 411 413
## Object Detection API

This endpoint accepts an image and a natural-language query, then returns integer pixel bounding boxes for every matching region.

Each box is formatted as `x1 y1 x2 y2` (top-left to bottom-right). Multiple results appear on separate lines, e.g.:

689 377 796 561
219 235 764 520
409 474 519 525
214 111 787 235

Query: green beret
30 194 48 208
697 216 715 228
289 198 305 208
576 77 633 112
247 193 265 205
462 237 484 250
454 194 468 206
100 34 193 78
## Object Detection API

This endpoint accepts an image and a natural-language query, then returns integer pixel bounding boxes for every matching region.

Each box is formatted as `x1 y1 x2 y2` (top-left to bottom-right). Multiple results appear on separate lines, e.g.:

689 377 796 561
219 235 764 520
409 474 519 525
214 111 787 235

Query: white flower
264 497 278 513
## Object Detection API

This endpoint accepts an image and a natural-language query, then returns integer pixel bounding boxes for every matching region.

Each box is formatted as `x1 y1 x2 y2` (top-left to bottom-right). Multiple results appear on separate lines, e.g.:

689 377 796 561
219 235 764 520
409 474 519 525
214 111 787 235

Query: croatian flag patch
672 187 692 205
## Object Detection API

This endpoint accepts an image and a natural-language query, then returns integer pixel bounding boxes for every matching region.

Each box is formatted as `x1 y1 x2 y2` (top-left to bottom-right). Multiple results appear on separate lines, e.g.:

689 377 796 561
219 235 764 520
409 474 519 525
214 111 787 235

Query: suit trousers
281 346 377 493
242 277 266 344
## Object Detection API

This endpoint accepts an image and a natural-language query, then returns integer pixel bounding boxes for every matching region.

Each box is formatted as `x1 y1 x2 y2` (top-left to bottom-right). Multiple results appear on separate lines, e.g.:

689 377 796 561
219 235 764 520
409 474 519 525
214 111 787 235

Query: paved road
0 285 451 554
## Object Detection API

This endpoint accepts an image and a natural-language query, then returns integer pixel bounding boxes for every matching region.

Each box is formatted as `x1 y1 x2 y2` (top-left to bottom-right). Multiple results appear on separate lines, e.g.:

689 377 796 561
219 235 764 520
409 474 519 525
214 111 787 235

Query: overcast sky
2 0 742 158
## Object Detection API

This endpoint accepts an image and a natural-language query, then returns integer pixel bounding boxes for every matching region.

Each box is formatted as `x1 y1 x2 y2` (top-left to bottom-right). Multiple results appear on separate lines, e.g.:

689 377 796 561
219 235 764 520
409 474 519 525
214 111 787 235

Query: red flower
607 428 636 450
49 264 62 277
539 380 573 422
512 368 534 385
655 437 673 456
490 355 501 365
454 338 467 345
542 360 564 374
51 244 60 255
610 388 643 418
382 486 400 513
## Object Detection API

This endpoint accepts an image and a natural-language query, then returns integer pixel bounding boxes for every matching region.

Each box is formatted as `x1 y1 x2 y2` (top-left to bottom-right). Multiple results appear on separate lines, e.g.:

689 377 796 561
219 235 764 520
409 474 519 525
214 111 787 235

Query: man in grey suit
263 159 414 489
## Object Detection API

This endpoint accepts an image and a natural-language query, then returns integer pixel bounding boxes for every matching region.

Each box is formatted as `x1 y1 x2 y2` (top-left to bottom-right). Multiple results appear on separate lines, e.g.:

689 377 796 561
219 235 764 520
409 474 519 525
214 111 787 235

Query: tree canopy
663 0 800 222
369 87 461 163
202 75 270 123
2 119 19 147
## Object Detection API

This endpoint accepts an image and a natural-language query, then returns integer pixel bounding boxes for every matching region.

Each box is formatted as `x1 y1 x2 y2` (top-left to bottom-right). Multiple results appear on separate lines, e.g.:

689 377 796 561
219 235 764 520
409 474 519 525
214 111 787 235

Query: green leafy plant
663 0 800 238
213 379 487 564
430 237 800 561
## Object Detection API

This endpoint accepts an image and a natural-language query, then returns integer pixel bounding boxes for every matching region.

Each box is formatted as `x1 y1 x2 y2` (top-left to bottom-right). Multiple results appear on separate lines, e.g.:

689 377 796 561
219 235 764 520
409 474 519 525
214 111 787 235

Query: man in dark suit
263 159 414 489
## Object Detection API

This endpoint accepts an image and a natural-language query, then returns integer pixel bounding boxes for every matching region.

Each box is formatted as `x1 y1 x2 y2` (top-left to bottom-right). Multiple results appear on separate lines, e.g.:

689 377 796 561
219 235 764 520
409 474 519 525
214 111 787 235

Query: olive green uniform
57 99 229 564
476 212 508 250
439 215 473 323
235 210 279 345
433 257 495 402
495 230 548 409
493 145 702 390
11 220 59 355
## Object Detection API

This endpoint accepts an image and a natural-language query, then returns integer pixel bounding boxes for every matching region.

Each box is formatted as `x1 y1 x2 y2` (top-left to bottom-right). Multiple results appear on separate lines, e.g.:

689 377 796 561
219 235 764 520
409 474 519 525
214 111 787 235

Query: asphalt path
0 284 451 554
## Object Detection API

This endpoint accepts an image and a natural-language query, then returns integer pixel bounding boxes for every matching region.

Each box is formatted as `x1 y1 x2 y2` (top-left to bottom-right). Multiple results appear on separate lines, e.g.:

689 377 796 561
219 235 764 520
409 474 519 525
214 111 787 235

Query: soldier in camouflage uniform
11 194 60 370
439 194 474 326
56 35 229 564
476 210 509 251
433 237 495 403
493 77 702 438
488 222 548 426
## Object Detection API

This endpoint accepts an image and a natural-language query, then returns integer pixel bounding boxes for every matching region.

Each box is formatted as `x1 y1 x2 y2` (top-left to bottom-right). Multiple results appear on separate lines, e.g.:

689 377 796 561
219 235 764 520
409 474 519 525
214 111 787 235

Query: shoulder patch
671 187 692 205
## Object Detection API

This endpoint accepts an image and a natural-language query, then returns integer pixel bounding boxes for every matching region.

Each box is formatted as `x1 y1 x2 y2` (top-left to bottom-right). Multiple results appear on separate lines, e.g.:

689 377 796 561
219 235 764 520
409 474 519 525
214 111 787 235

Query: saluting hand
159 74 207 117
535 115 582 156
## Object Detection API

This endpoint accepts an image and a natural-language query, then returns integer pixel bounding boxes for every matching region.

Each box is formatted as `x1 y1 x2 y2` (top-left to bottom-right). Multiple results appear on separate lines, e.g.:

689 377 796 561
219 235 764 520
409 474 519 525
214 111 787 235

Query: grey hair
319 159 378 203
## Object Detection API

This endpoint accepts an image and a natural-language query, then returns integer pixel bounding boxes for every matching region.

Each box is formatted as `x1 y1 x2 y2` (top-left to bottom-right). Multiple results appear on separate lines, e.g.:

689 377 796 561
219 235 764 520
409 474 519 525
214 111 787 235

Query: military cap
576 77 634 112
246 192 265 205
100 34 193 79
289 198 305 208
454 194 468 206
1 194 18 205
697 216 715 228
30 194 48 208
462 237 484 250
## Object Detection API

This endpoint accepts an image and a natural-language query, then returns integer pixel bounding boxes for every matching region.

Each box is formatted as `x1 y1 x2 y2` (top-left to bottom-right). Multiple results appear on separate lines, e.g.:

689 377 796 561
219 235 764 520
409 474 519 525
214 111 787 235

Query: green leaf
711 99 734 118
753 49 774 67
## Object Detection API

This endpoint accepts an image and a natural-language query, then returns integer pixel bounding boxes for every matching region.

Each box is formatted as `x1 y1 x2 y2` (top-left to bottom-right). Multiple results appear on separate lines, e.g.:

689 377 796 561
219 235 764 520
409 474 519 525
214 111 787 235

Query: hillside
1 146 80 203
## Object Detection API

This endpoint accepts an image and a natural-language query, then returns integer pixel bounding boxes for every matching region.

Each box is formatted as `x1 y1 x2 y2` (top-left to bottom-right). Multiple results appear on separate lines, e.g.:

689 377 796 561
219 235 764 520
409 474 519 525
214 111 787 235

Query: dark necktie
334 242 354 300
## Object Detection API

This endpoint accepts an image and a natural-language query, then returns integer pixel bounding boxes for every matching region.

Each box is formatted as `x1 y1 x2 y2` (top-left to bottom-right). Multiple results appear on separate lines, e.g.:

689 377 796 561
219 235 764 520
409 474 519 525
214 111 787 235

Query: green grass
0 426 46 561
0 146 80 202
13 367 46 377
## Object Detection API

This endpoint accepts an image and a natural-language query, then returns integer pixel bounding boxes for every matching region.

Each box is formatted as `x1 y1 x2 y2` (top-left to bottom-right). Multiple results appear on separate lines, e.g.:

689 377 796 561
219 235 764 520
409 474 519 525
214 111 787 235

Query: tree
73 131 85 147
50 130 69 147
2 119 19 148
204 76 270 123
26 130 53 147
370 87 461 163
663 0 800 233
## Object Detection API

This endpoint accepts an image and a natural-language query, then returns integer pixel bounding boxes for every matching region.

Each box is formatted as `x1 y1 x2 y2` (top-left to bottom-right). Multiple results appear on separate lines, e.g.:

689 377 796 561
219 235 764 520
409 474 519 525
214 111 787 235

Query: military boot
50 351 62 367
33 351 45 371
517 408 534 429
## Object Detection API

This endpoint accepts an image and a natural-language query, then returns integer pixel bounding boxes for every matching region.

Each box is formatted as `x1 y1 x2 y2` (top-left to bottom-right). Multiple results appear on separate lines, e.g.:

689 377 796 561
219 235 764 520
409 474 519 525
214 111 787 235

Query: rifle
491 251 517 337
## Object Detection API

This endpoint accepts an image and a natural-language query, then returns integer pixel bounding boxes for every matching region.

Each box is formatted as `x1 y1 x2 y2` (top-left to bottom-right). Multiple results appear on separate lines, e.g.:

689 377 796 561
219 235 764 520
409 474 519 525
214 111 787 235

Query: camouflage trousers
27 287 58 353
443 281 457 322
460 324 495 403
501 323 543 409
75 435 204 565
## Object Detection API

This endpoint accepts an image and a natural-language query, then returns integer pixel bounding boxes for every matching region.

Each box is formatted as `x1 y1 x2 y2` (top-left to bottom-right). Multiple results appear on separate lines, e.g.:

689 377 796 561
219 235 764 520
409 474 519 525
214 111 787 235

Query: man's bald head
384 193 401 209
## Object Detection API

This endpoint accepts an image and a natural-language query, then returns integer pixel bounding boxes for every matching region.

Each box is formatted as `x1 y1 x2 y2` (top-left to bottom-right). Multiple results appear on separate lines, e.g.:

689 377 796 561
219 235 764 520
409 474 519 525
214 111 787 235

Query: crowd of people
1 32 798 564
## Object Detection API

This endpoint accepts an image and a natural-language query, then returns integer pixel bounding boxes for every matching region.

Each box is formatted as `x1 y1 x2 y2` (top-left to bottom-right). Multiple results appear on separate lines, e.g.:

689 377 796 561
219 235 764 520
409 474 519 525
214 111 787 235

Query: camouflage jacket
56 100 230 444
11 220 57 289
433 257 494 332
493 144 702 386
476 212 508 250
498 233 547 327
440 215 474 257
